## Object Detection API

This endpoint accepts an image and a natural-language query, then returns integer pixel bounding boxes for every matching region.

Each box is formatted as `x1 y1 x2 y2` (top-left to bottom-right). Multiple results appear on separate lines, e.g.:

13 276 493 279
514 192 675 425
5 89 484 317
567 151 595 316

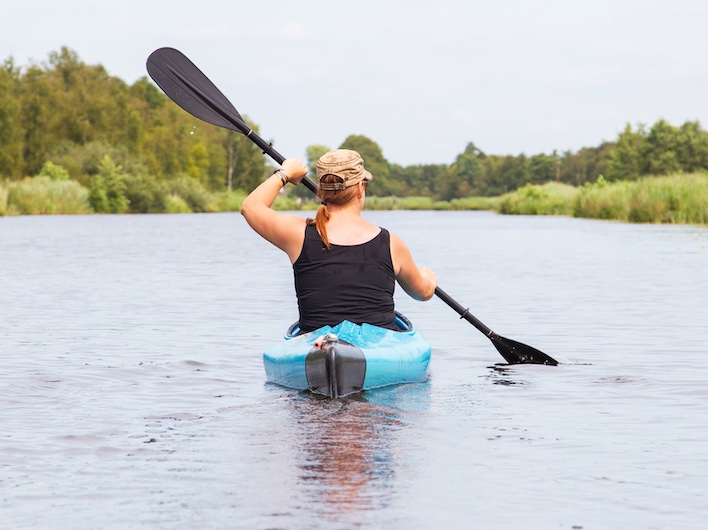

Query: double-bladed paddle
146 47 559 366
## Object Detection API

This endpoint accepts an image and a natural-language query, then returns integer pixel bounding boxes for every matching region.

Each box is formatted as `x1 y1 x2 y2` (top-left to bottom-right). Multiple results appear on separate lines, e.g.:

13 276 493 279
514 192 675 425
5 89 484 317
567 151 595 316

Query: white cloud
454 107 475 124
171 21 313 45
280 22 314 42
173 25 236 41
560 64 623 85
260 67 301 83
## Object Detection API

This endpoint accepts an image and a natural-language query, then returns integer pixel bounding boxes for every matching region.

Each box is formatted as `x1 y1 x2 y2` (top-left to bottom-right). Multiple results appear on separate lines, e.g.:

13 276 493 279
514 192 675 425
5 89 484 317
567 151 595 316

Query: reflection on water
485 365 526 386
286 384 430 520
294 395 398 514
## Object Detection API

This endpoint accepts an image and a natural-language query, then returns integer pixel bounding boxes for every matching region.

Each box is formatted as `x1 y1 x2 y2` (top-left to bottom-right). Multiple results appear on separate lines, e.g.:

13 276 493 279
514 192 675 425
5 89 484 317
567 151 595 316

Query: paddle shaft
242 131 317 194
434 287 493 337
193 93 319 194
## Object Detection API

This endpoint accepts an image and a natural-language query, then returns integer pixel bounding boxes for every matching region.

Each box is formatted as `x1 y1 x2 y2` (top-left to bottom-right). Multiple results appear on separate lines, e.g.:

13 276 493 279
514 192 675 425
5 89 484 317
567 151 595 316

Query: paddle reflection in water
284 383 431 518
485 365 527 386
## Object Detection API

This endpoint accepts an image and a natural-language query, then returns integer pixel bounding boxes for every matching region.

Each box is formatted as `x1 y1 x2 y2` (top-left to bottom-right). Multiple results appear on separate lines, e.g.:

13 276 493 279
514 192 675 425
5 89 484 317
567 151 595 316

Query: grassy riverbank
498 173 708 224
0 177 92 215
2 173 706 225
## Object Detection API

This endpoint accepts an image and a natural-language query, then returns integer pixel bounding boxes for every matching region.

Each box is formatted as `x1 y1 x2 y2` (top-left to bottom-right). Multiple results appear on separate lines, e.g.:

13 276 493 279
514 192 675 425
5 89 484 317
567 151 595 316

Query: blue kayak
263 313 431 398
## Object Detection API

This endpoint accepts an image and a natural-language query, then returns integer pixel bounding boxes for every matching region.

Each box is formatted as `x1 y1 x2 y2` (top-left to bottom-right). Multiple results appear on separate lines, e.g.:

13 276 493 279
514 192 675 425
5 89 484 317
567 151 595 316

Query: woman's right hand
419 266 438 293
281 158 308 185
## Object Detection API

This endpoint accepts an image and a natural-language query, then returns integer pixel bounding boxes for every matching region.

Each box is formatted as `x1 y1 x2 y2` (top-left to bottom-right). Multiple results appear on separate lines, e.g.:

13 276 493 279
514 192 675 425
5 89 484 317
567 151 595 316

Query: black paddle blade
146 47 250 135
490 333 558 365
435 287 559 365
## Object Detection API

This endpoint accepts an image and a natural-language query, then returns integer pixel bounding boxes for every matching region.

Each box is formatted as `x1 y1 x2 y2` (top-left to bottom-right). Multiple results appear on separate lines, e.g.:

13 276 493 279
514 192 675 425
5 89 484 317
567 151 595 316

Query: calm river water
1 211 706 529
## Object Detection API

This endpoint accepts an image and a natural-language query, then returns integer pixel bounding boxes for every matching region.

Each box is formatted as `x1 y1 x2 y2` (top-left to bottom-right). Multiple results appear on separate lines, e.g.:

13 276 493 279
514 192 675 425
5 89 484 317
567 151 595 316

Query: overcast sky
3 0 707 166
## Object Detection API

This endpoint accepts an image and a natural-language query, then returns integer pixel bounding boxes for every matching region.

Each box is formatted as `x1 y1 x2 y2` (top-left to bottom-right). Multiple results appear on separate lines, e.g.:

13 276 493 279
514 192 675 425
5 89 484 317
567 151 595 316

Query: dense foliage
2 48 708 216
0 47 266 212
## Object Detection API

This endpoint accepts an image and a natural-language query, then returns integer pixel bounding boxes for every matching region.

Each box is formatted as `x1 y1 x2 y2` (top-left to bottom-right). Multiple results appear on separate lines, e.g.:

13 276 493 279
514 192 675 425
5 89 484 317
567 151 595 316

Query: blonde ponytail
308 175 360 250
307 204 332 249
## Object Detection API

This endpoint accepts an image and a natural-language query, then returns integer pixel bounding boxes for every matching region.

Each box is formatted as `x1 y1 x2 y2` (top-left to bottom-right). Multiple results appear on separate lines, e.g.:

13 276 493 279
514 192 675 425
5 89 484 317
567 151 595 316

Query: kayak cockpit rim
285 311 414 338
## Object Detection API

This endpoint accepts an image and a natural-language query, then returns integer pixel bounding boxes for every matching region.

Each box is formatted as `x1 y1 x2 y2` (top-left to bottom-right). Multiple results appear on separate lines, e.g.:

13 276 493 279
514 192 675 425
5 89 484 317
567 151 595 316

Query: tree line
1 48 707 213
0 47 266 212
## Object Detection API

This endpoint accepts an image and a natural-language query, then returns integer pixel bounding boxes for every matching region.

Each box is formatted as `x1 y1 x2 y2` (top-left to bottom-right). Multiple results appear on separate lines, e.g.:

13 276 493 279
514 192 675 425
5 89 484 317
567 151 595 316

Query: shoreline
2 172 707 226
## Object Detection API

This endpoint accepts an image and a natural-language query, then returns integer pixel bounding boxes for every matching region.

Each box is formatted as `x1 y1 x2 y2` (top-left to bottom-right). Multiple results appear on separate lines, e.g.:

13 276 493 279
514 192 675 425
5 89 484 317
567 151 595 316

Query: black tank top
293 224 396 333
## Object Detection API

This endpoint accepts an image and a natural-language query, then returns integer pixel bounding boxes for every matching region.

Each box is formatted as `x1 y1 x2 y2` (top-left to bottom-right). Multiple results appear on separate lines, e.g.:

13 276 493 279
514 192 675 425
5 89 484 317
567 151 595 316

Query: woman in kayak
241 149 437 333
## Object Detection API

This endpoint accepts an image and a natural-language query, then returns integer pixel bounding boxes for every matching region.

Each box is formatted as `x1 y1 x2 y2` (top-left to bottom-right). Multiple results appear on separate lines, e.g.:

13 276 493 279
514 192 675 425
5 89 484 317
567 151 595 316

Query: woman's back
294 225 396 333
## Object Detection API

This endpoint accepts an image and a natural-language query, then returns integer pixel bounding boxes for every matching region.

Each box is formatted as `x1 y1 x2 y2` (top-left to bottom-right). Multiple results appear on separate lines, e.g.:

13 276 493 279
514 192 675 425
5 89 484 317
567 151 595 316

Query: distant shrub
272 194 304 211
450 196 500 210
210 190 247 212
165 194 192 213
89 156 129 213
362 195 496 211
400 196 436 210
123 173 167 213
499 182 577 215
7 176 91 214
432 201 454 210
364 196 401 210
0 182 9 216
164 175 213 212
38 161 71 181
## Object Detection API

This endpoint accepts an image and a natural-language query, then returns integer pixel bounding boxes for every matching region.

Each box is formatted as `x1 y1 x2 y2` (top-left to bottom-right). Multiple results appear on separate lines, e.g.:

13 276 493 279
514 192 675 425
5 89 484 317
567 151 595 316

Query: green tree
48 140 136 187
38 161 70 180
389 163 443 197
89 155 129 213
417 164 446 196
435 142 486 199
45 47 134 149
675 121 708 172
19 64 59 175
224 122 267 192
559 142 614 186
454 142 485 196
285 144 330 199
306 144 331 176
0 58 24 177
434 165 460 201
645 119 681 175
0 47 270 209
339 135 393 195
498 154 529 192
187 141 211 180
607 123 648 180
528 152 559 184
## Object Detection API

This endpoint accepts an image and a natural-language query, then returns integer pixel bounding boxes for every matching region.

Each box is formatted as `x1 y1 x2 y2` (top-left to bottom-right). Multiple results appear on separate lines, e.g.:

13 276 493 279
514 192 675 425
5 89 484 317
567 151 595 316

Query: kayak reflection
286 383 431 517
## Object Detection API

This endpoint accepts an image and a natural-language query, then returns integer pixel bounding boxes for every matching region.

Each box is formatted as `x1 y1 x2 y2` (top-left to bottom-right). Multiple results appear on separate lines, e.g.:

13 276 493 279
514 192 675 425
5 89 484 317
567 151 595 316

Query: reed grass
629 174 707 224
499 182 578 216
3 177 92 215
575 174 708 224
164 194 192 213
497 173 707 224
209 190 248 212
365 196 424 210
0 183 8 216
363 196 499 210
